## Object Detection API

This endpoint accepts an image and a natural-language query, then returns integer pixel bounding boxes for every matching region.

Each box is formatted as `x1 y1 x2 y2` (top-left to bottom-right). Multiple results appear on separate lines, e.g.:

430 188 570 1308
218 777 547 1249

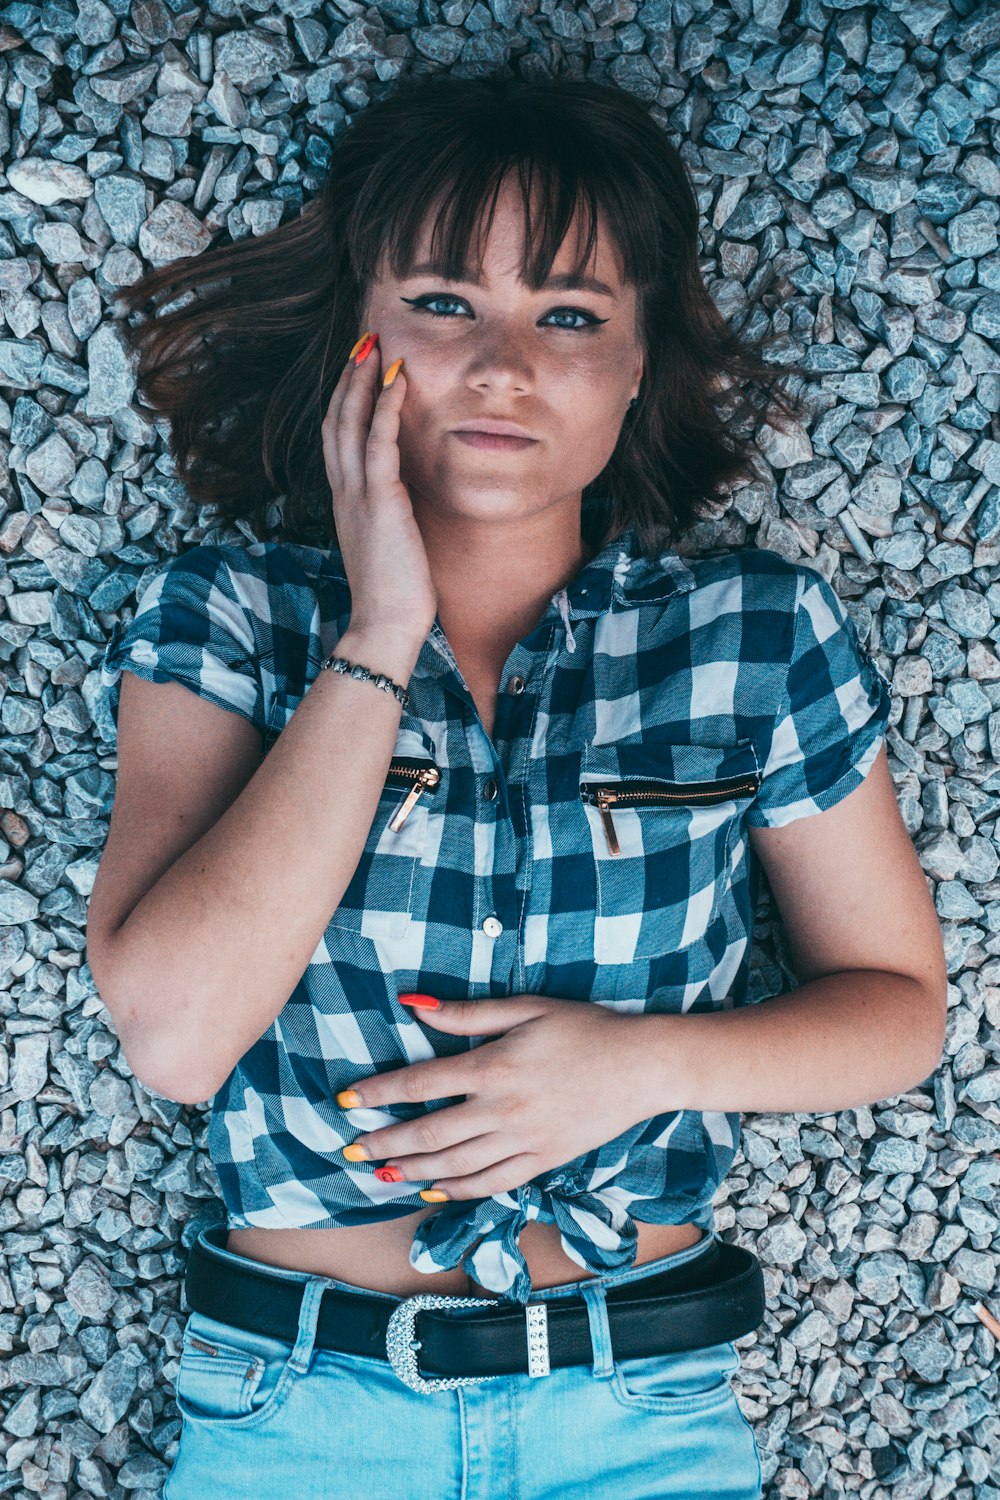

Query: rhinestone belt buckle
385 1293 500 1393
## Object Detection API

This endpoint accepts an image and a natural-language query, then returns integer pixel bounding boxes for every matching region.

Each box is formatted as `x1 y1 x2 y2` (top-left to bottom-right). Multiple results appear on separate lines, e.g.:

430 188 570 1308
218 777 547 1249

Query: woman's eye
401 294 601 330
412 294 467 318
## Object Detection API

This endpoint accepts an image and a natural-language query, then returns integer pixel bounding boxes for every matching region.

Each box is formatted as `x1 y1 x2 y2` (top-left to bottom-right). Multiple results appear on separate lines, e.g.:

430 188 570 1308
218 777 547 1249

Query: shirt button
507 675 526 695
482 915 503 938
484 778 498 801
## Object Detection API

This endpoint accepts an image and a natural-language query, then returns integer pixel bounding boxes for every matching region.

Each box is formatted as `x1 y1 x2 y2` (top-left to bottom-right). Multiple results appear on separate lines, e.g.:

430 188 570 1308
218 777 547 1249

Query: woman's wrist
332 625 427 694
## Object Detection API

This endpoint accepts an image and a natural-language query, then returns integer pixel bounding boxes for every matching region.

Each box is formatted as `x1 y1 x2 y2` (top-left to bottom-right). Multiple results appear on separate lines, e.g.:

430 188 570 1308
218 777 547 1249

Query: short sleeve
99 545 267 738
745 566 894 829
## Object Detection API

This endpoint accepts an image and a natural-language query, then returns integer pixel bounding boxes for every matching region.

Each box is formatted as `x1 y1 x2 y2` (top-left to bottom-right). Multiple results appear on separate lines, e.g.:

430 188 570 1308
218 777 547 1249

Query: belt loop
578 1279 614 1381
287 1275 334 1375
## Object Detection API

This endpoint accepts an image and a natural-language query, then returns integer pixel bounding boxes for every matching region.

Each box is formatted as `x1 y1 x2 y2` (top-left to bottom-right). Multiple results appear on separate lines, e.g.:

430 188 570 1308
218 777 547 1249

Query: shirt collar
553 522 697 620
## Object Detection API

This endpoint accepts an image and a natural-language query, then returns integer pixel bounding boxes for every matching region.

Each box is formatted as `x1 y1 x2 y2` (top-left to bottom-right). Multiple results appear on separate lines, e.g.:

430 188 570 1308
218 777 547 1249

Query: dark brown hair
115 71 807 559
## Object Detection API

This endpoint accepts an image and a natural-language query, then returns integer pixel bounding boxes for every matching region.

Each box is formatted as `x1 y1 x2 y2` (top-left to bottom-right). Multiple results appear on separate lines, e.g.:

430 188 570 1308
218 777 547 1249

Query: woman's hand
322 331 438 641
336 996 656 1200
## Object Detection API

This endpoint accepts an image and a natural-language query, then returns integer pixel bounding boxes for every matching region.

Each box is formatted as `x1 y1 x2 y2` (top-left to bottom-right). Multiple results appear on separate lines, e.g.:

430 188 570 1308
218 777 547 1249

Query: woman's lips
453 432 538 451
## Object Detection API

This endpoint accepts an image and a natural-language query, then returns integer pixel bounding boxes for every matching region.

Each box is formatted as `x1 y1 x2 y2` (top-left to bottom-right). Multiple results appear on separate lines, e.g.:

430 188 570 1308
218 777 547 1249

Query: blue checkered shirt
98 524 894 1304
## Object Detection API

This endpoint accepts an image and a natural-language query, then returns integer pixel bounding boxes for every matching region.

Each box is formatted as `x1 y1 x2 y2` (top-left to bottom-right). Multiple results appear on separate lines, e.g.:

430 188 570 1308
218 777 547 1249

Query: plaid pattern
98 524 894 1304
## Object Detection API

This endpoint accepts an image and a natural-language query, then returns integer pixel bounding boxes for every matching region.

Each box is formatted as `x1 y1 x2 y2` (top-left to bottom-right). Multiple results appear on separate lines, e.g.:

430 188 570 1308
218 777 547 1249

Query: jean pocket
174 1310 302 1430
580 739 761 961
610 1338 741 1416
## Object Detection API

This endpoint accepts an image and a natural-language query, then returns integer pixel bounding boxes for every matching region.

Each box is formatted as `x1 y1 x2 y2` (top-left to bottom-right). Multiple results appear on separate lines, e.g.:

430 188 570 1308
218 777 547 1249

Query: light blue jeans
165 1225 762 1499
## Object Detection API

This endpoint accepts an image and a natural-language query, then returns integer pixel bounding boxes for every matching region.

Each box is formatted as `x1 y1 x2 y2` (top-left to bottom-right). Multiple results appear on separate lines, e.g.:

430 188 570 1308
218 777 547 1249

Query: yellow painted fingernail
342 1142 369 1161
382 357 404 388
336 1089 363 1108
420 1188 450 1202
348 331 371 361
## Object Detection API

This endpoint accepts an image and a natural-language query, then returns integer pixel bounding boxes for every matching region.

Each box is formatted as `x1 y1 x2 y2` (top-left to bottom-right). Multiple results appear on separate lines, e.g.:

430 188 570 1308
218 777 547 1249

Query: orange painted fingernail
420 1189 450 1202
336 1088 363 1107
375 1166 405 1182
382 357 404 388
342 1142 369 1162
355 332 377 365
348 331 371 361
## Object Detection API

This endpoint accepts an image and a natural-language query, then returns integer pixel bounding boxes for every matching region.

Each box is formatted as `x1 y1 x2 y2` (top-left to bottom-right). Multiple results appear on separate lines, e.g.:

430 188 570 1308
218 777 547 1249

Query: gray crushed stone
0 0 999 1495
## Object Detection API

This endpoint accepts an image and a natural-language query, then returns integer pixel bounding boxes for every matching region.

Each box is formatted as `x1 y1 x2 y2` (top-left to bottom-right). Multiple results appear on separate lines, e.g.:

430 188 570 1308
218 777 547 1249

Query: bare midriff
226 1213 705 1298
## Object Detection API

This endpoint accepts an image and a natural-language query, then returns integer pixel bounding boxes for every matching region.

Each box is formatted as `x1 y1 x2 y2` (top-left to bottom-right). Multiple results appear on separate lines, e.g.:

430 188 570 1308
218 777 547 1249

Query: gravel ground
1 0 999 1495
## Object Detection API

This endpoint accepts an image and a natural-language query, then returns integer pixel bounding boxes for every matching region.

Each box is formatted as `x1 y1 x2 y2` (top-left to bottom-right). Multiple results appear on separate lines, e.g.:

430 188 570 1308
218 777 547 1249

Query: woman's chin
410 485 557 520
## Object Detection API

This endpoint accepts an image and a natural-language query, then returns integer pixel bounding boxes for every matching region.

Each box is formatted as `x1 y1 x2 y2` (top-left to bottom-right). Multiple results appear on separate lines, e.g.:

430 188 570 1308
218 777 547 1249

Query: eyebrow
403 262 617 298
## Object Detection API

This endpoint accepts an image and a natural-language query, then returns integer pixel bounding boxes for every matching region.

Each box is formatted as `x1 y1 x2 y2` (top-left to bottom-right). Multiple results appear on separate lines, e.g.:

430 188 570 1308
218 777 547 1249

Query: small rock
7 160 94 206
137 198 213 267
756 418 814 468
93 174 147 247
214 30 295 87
25 432 77 496
84 322 136 418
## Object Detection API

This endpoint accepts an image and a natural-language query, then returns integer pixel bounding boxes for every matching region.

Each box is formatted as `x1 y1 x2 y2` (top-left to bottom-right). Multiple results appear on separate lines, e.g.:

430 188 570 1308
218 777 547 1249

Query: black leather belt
184 1226 766 1395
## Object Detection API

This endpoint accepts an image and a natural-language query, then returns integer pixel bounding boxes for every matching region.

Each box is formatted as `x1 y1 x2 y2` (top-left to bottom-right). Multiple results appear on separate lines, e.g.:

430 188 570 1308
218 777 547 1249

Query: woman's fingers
366 356 406 501
319 331 434 635
442 1155 539 1200
378 1130 507 1184
355 1098 488 1164
320 349 359 503
337 334 383 504
324 334 407 514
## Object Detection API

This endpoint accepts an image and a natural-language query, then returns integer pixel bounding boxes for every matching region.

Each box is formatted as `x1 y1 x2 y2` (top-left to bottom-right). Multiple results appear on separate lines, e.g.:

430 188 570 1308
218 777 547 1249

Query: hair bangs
351 120 649 316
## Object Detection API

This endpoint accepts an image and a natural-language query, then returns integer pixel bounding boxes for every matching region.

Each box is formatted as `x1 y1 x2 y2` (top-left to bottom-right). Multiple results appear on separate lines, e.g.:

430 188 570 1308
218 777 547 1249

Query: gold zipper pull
595 789 621 857
389 767 440 831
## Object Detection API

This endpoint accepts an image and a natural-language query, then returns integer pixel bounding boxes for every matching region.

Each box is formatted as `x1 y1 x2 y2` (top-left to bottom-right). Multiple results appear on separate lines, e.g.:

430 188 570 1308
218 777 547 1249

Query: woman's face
358 175 644 531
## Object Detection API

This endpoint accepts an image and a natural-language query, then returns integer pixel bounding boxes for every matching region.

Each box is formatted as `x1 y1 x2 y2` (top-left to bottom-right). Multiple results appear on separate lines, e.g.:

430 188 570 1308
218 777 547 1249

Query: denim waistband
192 1223 720 1309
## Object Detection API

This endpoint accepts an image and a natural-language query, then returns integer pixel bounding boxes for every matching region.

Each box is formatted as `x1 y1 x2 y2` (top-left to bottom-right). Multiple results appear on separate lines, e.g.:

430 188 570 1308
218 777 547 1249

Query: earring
628 397 637 410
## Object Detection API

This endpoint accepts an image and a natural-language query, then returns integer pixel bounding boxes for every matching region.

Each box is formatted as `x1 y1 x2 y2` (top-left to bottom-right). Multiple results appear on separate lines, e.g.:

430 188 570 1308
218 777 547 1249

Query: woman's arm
630 745 949 1116
86 623 425 1104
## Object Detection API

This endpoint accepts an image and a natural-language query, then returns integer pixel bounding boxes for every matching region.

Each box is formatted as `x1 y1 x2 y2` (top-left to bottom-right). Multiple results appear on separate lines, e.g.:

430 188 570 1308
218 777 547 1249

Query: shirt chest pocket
328 731 441 941
579 739 762 962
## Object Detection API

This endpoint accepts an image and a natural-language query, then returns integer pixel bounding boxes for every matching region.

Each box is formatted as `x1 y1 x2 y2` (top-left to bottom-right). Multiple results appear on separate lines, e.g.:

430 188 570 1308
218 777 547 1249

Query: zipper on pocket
580 773 762 857
386 759 441 832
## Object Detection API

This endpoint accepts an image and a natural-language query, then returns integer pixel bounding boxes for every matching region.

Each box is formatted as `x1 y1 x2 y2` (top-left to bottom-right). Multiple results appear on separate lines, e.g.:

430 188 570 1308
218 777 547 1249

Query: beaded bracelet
318 652 411 712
